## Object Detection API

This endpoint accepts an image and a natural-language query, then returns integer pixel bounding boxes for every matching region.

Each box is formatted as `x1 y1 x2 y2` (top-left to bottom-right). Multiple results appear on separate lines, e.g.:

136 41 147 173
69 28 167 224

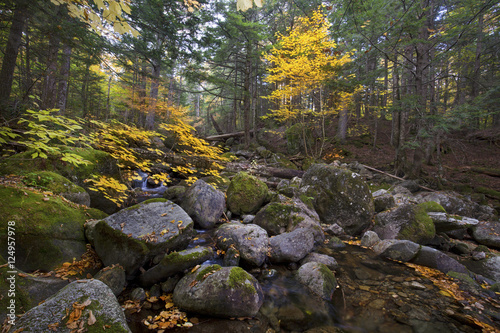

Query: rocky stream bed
2 156 500 333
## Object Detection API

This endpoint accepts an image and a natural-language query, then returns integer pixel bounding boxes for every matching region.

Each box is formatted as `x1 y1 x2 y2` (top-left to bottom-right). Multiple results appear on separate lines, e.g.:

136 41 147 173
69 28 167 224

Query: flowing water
124 225 498 332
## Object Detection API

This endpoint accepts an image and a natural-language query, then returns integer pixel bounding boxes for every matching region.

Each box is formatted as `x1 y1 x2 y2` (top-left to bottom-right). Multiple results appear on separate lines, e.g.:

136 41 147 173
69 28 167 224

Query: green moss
474 245 491 253
164 248 211 265
125 198 168 211
418 201 446 213
318 264 337 296
196 264 222 281
227 267 257 294
291 215 305 227
23 171 86 194
0 258 33 318
0 147 117 182
447 271 477 286
226 172 269 215
398 204 436 242
70 297 129 333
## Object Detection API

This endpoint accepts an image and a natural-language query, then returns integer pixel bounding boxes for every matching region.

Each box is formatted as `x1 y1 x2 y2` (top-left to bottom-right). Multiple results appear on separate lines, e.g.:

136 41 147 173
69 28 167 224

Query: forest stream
122 226 500 333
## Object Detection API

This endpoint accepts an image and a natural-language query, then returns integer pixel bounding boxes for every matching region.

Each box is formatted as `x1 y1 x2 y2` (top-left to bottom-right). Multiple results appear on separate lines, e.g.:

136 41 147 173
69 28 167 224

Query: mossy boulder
0 147 118 182
7 279 131 332
254 197 324 244
226 172 269 215
1 147 122 213
296 262 337 301
87 199 195 278
300 164 374 235
269 153 298 170
139 246 214 287
22 171 90 206
173 265 264 318
0 185 107 272
373 203 437 244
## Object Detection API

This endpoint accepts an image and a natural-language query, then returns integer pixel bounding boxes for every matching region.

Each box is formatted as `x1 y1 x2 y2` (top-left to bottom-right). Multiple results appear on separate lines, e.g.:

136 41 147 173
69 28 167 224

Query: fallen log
360 164 435 192
205 130 255 141
226 162 304 179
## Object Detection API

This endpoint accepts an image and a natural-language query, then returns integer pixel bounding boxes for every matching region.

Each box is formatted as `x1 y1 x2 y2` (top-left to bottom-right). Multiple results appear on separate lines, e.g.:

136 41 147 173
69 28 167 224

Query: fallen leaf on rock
88 310 96 325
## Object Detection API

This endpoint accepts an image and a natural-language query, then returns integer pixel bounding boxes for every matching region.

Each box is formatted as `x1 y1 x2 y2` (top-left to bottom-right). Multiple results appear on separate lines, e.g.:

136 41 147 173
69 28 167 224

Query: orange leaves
141 294 194 330
61 299 99 332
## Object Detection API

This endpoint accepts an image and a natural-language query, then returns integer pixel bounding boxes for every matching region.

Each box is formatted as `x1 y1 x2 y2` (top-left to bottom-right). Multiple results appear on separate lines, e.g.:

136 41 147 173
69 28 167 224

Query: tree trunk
337 98 348 144
41 34 61 110
0 2 29 117
243 41 252 148
146 59 160 130
57 44 72 114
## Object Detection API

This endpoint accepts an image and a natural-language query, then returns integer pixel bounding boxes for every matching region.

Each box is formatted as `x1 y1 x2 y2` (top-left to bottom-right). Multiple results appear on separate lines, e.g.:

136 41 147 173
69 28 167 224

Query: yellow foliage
263 7 352 123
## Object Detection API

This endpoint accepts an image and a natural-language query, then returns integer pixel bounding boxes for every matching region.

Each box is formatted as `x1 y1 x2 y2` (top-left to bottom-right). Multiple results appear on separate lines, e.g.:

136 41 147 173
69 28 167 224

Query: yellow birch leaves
263 8 352 122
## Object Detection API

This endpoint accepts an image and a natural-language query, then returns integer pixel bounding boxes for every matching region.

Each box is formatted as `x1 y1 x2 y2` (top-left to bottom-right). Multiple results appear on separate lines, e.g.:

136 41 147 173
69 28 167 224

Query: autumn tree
263 8 352 156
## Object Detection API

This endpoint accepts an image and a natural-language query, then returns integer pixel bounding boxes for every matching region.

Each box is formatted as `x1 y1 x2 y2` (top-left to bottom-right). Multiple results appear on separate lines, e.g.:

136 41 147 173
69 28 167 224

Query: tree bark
57 44 72 114
146 59 161 130
41 33 61 110
0 2 29 117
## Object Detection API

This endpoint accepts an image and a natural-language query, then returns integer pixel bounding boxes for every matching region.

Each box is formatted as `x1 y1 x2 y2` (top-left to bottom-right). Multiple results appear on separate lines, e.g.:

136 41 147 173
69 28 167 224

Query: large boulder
415 191 497 221
0 185 107 272
373 202 439 244
373 239 421 262
216 223 269 266
300 253 339 271
428 212 480 232
7 279 131 332
296 262 337 300
87 199 194 277
471 222 500 249
173 265 264 318
226 172 269 215
269 228 315 263
300 164 374 235
254 197 324 244
94 265 127 296
139 246 214 287
0 256 70 324
181 180 225 229
411 246 469 275
372 189 396 213
463 255 500 284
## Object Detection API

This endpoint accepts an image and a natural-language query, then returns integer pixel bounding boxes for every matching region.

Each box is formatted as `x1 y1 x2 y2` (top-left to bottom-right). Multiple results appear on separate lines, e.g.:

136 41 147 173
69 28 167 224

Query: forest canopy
0 0 499 186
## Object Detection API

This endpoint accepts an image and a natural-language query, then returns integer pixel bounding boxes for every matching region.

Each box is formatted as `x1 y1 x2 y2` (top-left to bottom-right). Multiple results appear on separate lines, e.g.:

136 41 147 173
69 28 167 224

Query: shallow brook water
123 227 500 333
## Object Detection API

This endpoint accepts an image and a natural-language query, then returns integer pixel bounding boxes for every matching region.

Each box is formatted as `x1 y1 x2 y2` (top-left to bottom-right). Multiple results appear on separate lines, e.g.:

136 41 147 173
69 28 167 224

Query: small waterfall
132 170 149 189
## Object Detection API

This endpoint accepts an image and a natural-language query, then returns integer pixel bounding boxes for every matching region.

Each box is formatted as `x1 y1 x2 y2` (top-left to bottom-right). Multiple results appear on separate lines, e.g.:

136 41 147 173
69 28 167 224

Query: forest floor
337 119 500 208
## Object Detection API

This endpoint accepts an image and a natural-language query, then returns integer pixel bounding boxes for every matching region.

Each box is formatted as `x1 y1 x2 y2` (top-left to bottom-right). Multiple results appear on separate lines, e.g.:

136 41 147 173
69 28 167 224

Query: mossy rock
270 153 298 170
0 147 118 182
0 185 107 272
22 171 90 206
374 203 436 244
0 256 31 323
301 164 374 236
173 265 264 318
7 279 131 332
254 202 300 236
226 172 269 215
1 147 121 213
